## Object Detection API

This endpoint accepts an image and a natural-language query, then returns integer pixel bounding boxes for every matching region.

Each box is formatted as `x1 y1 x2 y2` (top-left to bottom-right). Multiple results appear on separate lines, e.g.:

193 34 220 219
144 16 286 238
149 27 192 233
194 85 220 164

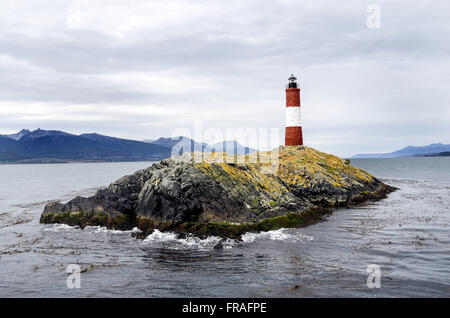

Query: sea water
0 158 449 297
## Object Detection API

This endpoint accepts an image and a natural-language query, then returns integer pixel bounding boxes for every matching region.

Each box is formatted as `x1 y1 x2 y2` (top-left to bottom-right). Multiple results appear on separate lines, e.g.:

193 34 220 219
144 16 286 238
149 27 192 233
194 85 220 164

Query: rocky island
40 146 395 239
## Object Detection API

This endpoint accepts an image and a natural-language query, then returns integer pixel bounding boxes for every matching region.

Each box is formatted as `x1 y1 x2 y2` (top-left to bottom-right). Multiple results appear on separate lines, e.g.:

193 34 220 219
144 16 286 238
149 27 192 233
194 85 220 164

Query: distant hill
0 129 171 163
2 129 31 140
352 143 450 158
424 151 450 157
0 129 258 163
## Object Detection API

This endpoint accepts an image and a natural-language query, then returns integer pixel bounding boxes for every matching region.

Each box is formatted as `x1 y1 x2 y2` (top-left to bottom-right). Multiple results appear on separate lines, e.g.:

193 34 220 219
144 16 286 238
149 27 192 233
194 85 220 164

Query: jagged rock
40 146 395 239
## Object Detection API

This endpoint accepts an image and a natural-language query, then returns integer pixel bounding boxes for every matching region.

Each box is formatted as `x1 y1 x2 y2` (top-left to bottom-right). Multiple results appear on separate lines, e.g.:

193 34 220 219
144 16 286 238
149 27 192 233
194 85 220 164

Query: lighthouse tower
285 74 303 146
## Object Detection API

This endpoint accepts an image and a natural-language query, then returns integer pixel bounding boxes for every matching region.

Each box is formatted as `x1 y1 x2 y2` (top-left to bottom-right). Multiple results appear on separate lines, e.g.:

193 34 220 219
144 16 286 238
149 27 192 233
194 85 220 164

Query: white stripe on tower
285 106 301 127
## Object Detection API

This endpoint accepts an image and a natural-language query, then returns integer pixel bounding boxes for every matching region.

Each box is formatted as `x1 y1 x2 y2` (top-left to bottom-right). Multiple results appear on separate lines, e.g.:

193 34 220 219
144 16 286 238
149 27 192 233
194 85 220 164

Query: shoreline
40 182 395 240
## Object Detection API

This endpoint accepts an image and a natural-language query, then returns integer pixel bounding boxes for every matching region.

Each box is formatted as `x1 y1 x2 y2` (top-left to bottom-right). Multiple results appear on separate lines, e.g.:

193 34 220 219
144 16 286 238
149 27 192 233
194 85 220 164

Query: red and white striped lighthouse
285 74 303 146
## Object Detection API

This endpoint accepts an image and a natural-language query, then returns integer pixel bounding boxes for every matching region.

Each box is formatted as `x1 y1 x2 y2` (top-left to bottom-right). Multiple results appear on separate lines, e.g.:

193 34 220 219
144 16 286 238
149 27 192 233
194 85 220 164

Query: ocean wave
85 226 142 235
43 224 80 232
141 228 314 250
142 230 239 250
381 178 450 187
241 228 314 243
43 224 142 235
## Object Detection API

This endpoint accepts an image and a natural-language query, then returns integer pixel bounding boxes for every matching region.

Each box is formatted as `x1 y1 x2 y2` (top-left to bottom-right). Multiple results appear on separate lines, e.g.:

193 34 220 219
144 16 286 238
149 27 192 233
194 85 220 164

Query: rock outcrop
40 146 395 239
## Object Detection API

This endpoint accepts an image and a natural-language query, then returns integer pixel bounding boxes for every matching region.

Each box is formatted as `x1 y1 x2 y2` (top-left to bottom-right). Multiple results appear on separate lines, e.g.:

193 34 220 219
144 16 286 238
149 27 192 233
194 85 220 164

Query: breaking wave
241 228 314 243
43 224 79 232
142 229 239 250
43 224 142 235
86 226 142 235
141 228 314 250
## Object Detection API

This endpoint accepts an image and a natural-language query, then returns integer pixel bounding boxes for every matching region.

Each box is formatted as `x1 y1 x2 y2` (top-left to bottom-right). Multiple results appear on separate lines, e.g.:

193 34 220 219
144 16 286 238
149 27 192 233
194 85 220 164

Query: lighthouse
285 74 303 146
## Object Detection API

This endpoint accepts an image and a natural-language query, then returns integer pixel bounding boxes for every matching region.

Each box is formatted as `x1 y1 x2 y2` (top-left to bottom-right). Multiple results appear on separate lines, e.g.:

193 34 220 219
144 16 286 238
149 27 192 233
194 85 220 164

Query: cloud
0 0 449 156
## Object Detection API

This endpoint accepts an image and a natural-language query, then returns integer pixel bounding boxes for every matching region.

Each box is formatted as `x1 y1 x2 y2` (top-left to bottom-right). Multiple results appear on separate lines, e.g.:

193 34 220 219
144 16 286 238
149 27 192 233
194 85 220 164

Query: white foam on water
241 228 314 243
85 226 142 235
43 224 142 235
143 229 178 242
43 224 79 232
142 229 239 250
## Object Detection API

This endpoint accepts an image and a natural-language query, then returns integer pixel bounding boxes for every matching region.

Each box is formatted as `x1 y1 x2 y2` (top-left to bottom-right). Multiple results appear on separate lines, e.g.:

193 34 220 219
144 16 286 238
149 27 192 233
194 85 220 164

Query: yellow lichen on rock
194 157 295 212
276 146 374 188
188 145 377 213
190 146 375 193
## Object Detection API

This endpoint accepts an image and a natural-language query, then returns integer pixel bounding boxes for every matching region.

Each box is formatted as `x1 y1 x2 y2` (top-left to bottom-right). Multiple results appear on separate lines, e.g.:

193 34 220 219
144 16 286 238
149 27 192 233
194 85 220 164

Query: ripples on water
0 159 449 297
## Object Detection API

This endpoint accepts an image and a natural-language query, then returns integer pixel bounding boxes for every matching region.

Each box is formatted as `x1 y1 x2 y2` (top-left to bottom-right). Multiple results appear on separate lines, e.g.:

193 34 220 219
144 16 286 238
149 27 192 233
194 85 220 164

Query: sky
0 0 449 157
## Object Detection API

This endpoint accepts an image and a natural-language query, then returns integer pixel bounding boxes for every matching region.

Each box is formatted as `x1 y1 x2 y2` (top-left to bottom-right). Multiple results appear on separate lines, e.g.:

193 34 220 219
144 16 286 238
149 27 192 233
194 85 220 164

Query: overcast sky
1 0 449 157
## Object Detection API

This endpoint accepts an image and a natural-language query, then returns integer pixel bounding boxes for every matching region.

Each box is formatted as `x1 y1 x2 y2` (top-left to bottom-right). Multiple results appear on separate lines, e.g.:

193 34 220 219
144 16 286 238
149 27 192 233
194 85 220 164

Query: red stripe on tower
285 74 303 146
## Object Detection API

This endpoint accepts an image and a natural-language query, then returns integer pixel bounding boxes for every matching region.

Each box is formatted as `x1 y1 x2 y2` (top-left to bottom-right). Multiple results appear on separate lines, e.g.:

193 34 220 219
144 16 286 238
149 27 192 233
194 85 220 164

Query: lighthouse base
285 126 303 146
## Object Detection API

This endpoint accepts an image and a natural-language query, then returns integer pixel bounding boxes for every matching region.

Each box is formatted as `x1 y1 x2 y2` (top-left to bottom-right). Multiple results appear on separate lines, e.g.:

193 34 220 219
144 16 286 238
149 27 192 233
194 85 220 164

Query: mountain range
352 143 450 158
0 129 256 163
